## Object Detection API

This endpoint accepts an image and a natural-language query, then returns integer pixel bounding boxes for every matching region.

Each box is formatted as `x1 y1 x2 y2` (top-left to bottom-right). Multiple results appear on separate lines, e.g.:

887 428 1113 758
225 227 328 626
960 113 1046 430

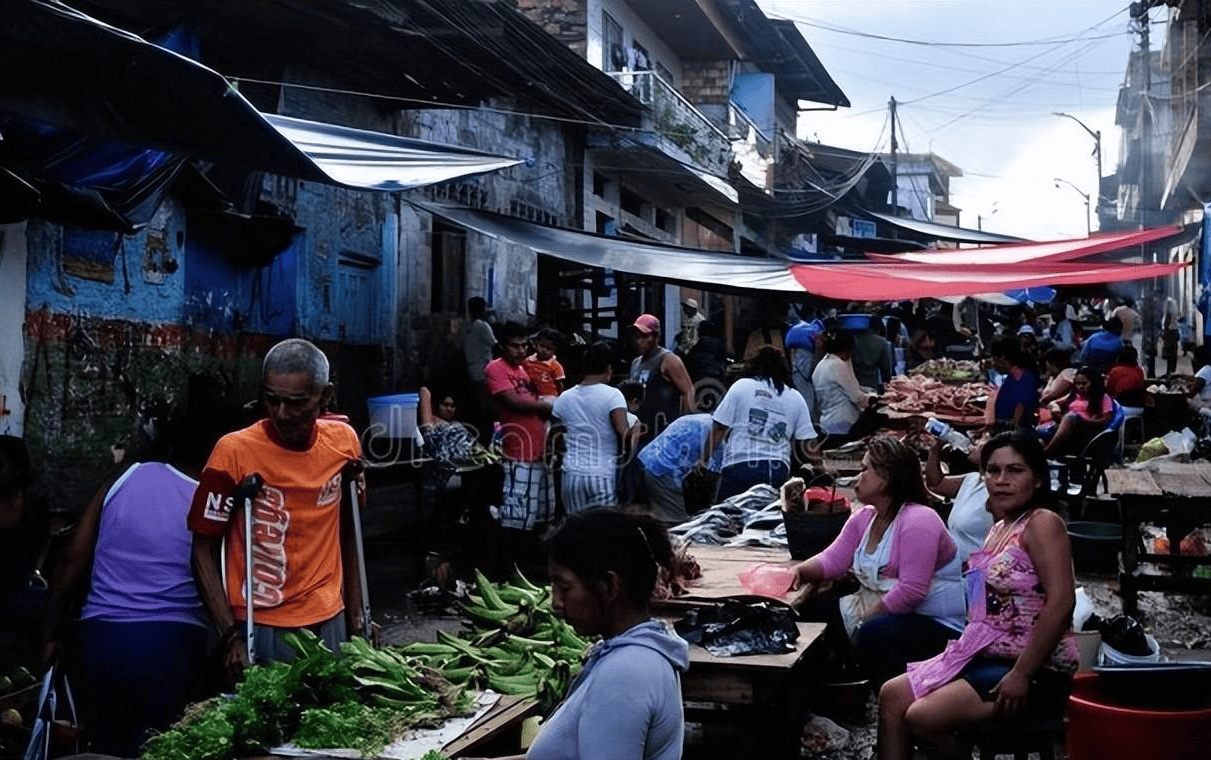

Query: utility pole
1133 0 1159 375
1052 112 1102 223
889 96 899 217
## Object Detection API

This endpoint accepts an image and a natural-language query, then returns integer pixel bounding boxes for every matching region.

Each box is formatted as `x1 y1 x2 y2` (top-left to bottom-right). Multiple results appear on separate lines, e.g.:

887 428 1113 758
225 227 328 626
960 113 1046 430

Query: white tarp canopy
264 114 522 191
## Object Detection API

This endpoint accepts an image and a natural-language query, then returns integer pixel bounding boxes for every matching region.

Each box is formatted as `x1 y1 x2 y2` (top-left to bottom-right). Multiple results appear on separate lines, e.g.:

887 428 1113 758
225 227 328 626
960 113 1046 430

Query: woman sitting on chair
791 435 966 688
1041 366 1116 458
877 431 1078 760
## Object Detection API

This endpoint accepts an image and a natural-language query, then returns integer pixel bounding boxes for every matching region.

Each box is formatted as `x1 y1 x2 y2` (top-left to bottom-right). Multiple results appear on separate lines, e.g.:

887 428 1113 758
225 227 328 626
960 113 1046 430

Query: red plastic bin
1066 672 1211 760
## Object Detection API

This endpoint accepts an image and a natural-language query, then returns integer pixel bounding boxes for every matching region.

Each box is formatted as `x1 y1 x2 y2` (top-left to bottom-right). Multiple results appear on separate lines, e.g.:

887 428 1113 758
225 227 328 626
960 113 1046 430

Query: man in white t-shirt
707 347 818 501
551 342 629 513
1187 357 1211 416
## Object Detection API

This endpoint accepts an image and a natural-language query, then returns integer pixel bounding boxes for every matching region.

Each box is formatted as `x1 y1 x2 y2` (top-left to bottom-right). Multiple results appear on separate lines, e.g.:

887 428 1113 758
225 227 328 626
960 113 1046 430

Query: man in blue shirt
1075 316 1123 375
637 413 723 525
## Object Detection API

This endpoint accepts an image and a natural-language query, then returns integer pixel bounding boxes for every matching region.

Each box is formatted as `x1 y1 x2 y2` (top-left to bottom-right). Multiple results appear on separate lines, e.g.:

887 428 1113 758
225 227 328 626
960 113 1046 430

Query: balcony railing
605 70 731 174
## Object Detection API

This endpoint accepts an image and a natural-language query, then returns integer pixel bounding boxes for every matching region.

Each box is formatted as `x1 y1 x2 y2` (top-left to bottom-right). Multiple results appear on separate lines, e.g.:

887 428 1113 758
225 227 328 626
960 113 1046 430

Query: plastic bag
22 667 78 760
1072 587 1094 631
738 563 797 597
674 599 799 657
1100 615 1151 657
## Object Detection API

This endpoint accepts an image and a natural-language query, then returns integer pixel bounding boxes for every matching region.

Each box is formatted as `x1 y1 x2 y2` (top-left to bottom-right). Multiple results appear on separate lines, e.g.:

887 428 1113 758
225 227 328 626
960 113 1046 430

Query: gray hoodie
527 619 690 760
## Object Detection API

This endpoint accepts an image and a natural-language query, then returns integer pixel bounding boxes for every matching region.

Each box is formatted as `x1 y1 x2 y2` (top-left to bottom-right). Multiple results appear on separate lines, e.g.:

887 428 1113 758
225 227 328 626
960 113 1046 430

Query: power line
766 7 1128 48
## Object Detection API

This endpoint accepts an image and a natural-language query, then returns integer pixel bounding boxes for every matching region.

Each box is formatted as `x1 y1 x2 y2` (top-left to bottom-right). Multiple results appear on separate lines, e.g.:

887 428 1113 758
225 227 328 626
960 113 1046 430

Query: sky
759 0 1156 241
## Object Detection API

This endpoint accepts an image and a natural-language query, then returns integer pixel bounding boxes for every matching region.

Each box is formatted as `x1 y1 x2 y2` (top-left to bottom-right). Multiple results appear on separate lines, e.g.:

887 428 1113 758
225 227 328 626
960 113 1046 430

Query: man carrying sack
189 338 367 683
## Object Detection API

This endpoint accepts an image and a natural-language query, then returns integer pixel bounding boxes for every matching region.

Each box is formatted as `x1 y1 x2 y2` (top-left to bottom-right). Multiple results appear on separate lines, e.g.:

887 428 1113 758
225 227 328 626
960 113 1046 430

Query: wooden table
1104 462 1211 615
664 543 828 758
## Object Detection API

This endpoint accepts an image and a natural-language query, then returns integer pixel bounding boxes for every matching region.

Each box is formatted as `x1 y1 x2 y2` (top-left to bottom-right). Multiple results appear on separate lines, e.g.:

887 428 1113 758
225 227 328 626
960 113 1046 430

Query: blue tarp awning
0 0 521 229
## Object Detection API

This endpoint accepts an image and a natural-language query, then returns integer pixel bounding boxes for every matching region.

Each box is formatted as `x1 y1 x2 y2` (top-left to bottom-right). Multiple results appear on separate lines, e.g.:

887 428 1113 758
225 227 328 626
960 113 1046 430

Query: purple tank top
81 462 208 627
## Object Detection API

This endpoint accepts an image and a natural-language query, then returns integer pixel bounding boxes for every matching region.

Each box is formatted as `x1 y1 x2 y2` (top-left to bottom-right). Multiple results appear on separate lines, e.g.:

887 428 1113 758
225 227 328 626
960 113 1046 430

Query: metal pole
889 96 898 217
1053 112 1103 224
343 459 372 640
235 474 264 666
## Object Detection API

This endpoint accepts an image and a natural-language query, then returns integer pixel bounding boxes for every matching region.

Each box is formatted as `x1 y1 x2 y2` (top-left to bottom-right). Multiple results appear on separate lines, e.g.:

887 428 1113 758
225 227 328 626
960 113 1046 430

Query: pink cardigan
814 503 957 615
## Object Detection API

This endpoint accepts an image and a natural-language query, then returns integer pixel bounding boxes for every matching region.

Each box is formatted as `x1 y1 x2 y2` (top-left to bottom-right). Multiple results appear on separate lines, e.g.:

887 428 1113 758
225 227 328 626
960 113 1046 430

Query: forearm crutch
342 459 372 639
235 473 264 665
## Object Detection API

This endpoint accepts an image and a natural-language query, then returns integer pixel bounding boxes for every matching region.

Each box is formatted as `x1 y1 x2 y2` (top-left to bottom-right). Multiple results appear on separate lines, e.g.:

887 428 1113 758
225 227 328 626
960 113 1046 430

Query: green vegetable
143 699 234 760
292 702 397 757
8 667 35 688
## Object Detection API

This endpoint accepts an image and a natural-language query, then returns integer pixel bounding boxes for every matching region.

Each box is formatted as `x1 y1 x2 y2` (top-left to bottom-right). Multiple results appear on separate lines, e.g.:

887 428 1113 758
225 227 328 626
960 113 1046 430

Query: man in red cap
628 314 695 447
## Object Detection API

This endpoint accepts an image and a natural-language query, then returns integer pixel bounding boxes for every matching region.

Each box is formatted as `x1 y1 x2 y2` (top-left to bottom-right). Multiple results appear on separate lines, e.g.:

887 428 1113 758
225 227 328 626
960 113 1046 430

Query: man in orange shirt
189 338 366 682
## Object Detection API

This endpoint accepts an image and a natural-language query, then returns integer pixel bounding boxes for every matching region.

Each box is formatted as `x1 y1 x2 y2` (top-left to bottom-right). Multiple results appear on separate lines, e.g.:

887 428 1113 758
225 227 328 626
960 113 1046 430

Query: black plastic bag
674 599 799 657
1100 614 1151 656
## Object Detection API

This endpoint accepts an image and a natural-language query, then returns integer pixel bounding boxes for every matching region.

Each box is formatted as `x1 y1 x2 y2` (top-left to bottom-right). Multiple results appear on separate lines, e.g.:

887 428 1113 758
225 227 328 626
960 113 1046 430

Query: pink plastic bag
738 563 796 598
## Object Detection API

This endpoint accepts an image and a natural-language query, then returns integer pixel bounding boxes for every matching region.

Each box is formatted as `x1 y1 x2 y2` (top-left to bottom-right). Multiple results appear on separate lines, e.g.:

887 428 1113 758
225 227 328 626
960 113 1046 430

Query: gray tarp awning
865 211 1026 244
416 202 804 292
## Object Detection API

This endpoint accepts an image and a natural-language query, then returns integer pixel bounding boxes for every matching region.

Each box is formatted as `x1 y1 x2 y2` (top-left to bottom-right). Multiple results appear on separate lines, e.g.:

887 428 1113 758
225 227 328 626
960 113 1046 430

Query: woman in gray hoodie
525 510 690 760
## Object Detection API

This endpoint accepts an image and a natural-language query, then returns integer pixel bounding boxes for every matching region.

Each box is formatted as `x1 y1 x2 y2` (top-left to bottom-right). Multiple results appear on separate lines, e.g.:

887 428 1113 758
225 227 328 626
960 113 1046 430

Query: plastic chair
958 716 1064 760
1117 405 1146 450
1059 428 1120 519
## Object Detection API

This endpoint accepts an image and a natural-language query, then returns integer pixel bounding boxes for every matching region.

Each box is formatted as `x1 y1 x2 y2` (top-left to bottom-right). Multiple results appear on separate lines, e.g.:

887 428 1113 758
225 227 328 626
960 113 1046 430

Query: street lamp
1054 177 1091 236
1052 112 1103 216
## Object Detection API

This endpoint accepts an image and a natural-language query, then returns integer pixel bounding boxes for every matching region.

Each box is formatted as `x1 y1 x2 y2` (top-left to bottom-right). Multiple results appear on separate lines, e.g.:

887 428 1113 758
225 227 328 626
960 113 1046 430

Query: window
620 186 646 219
602 12 624 71
431 222 466 314
656 62 674 87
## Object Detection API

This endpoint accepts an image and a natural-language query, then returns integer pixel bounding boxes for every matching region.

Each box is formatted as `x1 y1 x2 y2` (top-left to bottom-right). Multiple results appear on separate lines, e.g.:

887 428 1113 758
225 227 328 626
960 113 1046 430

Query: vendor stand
1105 461 1211 616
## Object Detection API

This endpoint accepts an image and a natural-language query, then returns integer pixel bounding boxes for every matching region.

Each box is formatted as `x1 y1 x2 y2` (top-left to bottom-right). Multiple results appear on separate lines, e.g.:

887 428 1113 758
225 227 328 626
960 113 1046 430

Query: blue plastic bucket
366 393 421 440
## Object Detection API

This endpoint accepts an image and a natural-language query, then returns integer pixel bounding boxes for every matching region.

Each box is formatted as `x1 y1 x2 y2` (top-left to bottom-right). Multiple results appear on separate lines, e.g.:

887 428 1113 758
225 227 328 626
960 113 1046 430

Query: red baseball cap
633 314 661 334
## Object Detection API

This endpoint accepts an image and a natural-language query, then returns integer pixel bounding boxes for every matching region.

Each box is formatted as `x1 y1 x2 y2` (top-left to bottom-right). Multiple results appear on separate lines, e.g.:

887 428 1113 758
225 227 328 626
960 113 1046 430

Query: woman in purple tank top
876 431 1078 760
44 377 240 757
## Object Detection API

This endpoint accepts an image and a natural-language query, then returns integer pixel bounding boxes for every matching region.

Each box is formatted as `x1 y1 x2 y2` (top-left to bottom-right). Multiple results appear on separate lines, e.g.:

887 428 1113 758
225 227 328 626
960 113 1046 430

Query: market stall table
664 543 827 757
1104 462 1211 616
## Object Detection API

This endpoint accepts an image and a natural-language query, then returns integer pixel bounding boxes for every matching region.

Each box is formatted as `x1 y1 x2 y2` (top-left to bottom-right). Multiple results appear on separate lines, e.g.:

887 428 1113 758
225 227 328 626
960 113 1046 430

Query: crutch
234 473 264 665
342 459 372 640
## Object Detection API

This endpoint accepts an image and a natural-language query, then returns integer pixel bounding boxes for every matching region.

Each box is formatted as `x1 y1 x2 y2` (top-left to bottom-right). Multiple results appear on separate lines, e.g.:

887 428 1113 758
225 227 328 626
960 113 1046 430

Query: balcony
605 70 731 176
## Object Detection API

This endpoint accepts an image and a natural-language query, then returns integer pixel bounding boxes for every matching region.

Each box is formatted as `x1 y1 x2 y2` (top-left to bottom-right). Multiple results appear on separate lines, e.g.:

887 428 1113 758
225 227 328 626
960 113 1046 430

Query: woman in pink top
877 431 1078 760
791 436 965 686
1042 365 1115 457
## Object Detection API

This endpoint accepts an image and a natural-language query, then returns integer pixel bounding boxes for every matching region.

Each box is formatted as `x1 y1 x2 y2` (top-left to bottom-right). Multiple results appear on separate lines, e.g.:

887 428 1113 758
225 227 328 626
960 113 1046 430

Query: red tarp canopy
864 226 1183 266
790 226 1188 300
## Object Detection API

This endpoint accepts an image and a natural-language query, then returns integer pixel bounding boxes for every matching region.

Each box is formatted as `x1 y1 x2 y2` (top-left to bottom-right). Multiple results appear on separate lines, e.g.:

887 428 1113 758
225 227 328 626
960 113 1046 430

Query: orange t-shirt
187 419 362 628
523 356 565 397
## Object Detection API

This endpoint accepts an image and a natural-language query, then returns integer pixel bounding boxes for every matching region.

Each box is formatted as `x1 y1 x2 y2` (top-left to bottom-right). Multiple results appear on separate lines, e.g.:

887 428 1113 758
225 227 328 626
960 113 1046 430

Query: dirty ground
363 480 1211 759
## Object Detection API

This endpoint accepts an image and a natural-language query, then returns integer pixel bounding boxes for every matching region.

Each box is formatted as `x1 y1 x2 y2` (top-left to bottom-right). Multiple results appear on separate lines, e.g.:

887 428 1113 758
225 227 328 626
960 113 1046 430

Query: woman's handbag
21 667 78 760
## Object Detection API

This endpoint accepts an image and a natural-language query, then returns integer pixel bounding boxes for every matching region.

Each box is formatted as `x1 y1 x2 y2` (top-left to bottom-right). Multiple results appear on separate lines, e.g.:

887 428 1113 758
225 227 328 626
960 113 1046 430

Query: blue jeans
716 460 790 501
853 612 960 687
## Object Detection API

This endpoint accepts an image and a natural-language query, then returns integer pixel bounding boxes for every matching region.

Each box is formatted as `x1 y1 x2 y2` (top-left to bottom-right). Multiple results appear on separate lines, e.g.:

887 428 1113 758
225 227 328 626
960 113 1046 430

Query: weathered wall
681 62 732 106
516 0 588 56
395 105 576 389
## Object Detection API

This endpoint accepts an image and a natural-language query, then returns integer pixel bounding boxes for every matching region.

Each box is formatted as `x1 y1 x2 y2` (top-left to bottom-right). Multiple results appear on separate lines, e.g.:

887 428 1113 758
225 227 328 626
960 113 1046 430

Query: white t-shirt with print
713 378 814 469
552 383 626 477
1196 365 1211 405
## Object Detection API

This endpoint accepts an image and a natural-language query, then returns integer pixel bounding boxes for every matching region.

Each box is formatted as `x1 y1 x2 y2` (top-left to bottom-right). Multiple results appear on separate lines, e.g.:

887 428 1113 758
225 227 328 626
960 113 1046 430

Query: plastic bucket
1067 672 1211 760
1099 634 1160 666
1074 631 1102 672
1067 521 1122 575
366 393 421 440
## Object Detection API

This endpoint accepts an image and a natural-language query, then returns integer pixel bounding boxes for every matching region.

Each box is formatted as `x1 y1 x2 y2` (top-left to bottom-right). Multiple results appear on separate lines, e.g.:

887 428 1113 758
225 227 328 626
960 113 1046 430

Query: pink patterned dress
906 510 1079 698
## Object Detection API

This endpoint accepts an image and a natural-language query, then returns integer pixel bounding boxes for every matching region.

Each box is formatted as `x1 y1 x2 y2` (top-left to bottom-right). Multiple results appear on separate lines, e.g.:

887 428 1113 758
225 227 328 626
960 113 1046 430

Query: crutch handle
341 458 365 479
235 473 264 500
